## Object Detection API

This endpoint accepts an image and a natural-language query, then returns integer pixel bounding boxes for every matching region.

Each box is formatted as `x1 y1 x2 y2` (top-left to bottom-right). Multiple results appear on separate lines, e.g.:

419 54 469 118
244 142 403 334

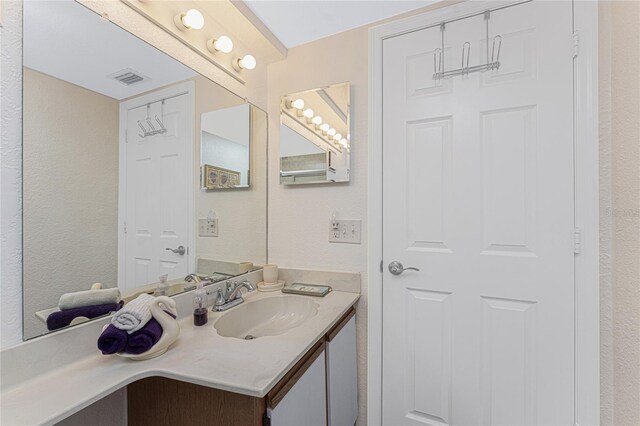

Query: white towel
58 287 121 311
111 294 154 334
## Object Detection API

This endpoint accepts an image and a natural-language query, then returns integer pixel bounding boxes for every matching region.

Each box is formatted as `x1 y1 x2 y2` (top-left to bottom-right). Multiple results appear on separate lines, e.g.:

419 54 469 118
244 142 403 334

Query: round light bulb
213 35 233 53
328 128 336 136
302 109 314 119
290 98 304 109
181 9 204 30
238 54 257 70
334 133 343 141
312 116 323 125
320 123 330 132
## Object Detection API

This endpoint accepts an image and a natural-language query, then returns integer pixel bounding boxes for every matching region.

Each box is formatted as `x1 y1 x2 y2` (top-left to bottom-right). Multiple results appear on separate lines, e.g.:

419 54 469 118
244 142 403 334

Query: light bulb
312 116 323 125
302 109 314 119
339 139 348 147
287 98 304 109
235 54 256 71
175 9 204 30
320 123 330 132
208 35 233 53
328 128 336 136
334 133 343 141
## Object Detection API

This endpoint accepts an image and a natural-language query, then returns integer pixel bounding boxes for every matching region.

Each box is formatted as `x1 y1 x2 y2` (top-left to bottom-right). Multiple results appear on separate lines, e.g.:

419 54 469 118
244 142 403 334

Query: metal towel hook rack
138 100 168 138
433 10 502 80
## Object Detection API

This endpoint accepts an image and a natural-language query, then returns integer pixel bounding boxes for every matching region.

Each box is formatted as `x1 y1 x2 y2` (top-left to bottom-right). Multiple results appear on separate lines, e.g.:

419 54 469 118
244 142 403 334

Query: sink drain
244 335 255 340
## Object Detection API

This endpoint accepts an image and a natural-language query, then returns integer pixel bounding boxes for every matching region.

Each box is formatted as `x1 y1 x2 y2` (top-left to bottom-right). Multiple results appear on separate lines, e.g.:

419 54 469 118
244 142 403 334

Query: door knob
388 261 419 275
166 245 186 256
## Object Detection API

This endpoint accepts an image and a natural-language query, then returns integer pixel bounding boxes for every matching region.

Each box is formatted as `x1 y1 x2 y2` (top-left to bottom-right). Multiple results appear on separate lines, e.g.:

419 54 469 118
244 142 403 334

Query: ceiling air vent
108 68 149 86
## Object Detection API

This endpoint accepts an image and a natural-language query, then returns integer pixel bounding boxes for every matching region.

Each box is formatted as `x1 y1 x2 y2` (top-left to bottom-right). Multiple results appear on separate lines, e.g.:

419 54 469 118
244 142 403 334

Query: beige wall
599 2 640 426
22 68 119 339
194 76 268 267
267 25 370 424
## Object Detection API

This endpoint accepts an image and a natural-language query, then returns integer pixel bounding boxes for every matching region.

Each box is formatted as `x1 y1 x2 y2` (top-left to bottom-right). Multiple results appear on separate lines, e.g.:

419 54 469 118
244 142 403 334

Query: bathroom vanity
128 308 357 426
0 282 359 426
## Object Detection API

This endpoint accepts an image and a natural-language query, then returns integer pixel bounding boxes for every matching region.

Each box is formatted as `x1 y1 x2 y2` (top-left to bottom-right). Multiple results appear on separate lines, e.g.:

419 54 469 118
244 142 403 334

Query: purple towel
124 312 176 355
47 302 122 331
97 324 128 355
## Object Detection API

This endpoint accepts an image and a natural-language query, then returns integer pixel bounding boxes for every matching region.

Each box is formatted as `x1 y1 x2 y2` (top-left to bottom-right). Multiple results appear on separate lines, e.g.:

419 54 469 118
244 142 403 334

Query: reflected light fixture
334 133 343 141
320 123 330 133
328 128 336 136
312 116 323 126
174 9 205 30
233 54 257 71
207 35 233 54
302 109 314 119
286 98 305 110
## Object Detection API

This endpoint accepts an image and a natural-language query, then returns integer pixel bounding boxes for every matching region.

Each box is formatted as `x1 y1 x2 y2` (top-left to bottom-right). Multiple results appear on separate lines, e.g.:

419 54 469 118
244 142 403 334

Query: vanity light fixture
334 133 343 141
286 98 305 110
302 109 314 119
328 128 336 137
320 123 330 133
312 116 323 126
174 9 205 31
207 35 233 54
233 54 257 71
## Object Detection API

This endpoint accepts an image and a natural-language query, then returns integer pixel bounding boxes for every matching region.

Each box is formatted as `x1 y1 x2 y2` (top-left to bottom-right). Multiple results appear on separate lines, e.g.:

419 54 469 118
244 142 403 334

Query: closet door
382 1 576 424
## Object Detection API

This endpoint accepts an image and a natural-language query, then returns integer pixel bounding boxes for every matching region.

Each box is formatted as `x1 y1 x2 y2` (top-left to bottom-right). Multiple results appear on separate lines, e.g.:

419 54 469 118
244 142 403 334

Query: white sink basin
214 295 319 339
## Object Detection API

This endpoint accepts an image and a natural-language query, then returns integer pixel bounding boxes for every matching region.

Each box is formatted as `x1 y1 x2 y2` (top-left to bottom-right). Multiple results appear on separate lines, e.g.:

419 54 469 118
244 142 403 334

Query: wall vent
108 68 149 86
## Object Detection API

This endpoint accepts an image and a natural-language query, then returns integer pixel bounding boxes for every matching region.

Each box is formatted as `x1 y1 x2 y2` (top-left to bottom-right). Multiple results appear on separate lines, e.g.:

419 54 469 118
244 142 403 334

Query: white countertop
1 290 359 426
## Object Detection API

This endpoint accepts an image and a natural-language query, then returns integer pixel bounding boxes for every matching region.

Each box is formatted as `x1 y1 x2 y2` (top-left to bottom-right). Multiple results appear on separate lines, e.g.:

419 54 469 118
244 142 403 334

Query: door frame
367 1 600 424
117 80 196 292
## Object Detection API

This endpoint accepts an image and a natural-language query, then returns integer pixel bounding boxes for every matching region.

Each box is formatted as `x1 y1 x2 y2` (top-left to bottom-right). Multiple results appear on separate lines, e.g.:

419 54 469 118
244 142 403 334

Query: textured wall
267 26 370 425
194 76 267 267
1 0 24 349
22 68 119 339
599 2 640 425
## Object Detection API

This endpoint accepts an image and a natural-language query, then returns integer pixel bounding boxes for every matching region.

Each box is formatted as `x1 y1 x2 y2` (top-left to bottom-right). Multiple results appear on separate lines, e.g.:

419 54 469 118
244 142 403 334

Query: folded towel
111 294 154 334
59 287 121 311
124 312 176 355
47 302 122 331
97 324 128 355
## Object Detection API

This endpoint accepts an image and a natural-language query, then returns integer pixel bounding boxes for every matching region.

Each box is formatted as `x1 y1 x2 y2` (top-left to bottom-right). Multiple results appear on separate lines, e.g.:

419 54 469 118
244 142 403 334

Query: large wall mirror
22 0 267 340
279 83 350 184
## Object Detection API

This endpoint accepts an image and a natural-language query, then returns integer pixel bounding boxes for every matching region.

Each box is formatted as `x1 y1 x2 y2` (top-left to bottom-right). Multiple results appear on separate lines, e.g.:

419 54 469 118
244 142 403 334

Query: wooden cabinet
127 307 357 426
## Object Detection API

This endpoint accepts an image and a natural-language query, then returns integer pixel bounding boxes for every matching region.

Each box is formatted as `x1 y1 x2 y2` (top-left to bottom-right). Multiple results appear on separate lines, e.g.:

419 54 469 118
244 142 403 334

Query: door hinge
574 227 582 254
572 31 580 58
380 260 383 273
123 221 127 234
262 412 271 426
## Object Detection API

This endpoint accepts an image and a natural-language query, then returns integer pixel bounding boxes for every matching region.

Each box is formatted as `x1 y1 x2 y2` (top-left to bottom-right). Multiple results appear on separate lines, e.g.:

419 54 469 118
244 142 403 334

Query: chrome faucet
184 273 203 283
212 279 256 312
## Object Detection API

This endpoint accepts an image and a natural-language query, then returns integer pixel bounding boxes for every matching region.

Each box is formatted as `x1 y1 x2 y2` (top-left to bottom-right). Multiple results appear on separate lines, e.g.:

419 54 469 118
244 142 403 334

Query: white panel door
124 91 191 292
382 2 575 425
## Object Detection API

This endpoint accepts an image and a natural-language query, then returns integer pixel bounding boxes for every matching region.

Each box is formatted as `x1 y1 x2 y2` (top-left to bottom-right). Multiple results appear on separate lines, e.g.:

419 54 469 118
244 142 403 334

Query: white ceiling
243 0 436 48
23 0 197 100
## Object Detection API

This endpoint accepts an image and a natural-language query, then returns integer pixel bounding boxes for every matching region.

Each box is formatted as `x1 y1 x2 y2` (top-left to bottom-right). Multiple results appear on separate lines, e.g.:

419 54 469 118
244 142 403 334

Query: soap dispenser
193 282 208 326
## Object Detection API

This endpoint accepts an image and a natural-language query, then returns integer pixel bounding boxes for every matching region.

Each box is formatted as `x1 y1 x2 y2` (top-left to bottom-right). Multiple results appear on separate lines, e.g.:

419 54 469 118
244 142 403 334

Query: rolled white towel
111 293 154 334
58 287 121 311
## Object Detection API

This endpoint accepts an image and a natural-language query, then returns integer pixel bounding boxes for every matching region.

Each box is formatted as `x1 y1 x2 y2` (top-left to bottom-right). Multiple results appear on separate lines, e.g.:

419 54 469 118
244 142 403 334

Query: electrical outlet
199 218 218 237
329 219 361 244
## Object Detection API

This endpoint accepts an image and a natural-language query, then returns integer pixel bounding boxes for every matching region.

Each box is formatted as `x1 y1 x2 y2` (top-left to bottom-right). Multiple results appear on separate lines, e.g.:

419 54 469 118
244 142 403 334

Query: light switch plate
199 218 218 237
329 219 361 244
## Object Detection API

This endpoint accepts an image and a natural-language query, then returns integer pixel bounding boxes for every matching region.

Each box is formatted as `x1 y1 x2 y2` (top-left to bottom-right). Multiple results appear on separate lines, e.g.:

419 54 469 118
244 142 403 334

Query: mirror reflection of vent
108 68 149 86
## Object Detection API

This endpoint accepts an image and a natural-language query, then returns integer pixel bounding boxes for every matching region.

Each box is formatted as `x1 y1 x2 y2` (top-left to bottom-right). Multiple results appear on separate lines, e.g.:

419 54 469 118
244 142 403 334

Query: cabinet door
269 349 327 426
327 315 358 426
